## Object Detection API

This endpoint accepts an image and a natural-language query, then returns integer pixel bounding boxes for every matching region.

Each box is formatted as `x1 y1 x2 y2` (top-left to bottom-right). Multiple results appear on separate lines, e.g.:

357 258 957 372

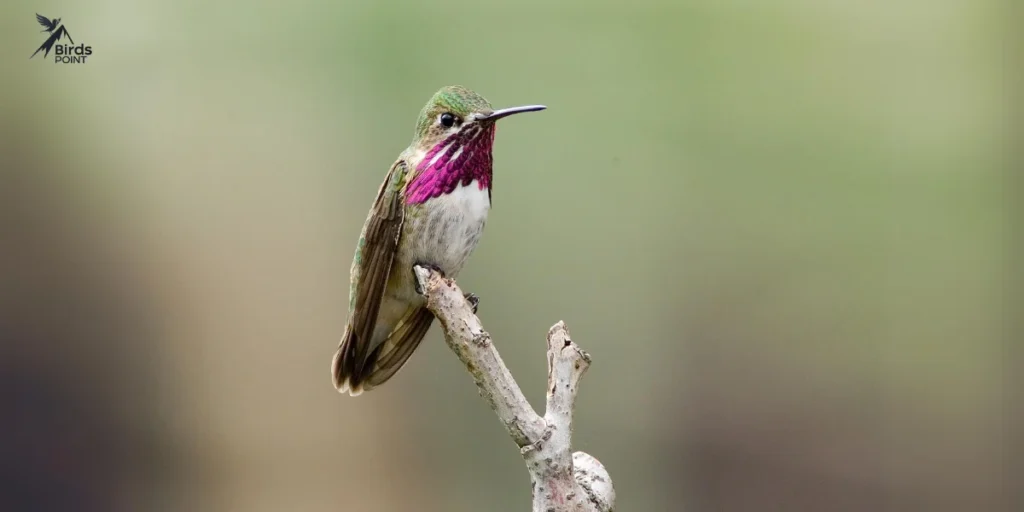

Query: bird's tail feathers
331 307 434 396
332 325 365 396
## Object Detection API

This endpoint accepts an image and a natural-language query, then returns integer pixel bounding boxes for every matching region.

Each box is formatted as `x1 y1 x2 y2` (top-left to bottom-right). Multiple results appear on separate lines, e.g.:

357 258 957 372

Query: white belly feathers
405 179 490 277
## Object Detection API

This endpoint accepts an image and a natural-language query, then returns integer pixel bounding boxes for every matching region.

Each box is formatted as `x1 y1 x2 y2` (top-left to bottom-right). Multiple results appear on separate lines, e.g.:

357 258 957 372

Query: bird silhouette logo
31 14 74 59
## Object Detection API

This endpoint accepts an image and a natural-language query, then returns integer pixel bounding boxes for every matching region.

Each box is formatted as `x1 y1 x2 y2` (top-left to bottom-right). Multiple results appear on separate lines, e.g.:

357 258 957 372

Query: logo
31 14 92 64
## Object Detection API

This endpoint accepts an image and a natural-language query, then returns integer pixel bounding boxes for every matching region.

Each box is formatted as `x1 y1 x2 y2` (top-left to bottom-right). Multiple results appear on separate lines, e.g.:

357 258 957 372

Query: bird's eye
439 113 457 128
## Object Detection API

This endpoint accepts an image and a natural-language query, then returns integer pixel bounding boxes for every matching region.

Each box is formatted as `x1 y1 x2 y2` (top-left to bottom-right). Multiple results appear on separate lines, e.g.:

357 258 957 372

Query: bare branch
413 266 615 512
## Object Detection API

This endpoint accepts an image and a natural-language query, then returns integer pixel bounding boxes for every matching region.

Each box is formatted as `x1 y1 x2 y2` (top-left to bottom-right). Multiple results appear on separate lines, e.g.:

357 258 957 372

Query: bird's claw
413 262 446 296
464 292 480 314
411 264 477 313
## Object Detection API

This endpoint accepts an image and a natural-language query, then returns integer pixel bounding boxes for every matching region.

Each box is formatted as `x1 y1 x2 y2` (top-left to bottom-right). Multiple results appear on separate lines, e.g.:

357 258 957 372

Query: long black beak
476 105 547 122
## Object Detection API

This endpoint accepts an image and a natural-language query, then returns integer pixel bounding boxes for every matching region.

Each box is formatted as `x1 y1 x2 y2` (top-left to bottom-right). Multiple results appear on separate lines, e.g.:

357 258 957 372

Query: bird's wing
35 14 54 30
341 160 409 374
31 32 58 58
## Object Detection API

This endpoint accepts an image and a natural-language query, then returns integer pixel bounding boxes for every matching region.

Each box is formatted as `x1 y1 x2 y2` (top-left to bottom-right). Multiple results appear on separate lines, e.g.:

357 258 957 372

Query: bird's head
410 85 545 155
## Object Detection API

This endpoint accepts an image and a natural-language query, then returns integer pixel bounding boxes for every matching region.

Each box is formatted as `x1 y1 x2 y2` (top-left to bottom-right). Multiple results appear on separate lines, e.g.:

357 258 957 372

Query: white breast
443 179 490 221
407 179 490 278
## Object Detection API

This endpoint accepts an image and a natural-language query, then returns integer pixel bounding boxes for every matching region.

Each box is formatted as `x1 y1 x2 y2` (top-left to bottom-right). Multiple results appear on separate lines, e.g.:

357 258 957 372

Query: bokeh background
0 0 1010 511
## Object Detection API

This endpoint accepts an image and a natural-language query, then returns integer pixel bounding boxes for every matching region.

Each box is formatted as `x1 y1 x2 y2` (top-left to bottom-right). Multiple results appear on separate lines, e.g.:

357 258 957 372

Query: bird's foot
464 293 480 314
413 262 446 295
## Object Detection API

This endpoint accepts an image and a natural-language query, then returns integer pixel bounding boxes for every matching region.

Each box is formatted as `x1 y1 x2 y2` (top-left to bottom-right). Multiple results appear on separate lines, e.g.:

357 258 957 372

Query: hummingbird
331 85 545 396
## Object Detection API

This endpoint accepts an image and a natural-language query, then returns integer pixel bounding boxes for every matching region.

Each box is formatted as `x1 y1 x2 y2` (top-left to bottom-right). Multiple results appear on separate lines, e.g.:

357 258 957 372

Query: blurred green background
0 0 1008 511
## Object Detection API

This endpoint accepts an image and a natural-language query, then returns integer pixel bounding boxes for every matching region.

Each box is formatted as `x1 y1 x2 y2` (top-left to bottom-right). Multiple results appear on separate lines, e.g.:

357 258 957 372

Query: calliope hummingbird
332 85 546 396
